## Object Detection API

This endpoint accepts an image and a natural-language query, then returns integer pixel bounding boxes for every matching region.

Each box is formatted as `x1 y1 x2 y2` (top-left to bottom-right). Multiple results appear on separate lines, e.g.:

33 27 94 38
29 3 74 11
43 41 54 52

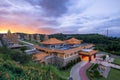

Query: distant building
44 35 49 41
34 37 97 67
25 34 30 40
31 34 34 41
6 30 18 44
36 34 41 42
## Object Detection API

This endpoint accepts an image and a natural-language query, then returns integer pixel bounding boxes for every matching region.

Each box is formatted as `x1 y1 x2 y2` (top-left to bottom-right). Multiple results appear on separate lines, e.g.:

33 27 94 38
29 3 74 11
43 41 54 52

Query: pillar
89 56 91 62
94 54 96 58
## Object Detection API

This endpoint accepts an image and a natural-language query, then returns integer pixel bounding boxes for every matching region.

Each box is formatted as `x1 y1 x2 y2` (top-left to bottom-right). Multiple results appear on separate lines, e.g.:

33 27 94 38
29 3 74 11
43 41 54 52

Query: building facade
34 38 97 67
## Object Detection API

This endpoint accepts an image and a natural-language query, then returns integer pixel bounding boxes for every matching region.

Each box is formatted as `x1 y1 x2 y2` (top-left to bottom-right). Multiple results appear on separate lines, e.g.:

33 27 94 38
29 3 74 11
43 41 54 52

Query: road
70 61 88 80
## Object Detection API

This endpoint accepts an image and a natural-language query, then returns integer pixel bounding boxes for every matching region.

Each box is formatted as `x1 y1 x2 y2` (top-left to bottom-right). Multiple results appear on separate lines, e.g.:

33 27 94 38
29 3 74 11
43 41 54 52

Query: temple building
64 38 83 45
34 37 98 67
40 38 64 49
6 30 18 44
33 52 48 62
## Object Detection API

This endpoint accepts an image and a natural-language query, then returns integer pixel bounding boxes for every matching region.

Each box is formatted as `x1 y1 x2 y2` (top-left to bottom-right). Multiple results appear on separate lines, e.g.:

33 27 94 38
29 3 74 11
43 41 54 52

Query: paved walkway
101 62 120 69
80 63 92 80
19 40 34 45
70 61 87 80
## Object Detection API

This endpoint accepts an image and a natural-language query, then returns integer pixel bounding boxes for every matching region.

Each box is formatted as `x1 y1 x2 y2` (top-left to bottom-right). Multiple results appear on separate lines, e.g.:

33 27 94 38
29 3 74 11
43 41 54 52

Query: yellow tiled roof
64 38 83 44
41 38 64 44
33 52 48 61
80 50 98 55
34 44 96 55
34 45 64 53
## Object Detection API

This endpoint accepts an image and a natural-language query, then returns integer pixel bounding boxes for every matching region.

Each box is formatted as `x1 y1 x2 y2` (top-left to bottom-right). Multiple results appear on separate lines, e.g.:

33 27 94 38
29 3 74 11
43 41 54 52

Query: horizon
0 0 120 37
0 31 119 38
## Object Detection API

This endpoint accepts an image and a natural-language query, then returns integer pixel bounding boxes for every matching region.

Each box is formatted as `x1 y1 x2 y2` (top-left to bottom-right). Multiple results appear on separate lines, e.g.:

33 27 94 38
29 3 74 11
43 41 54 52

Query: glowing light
0 25 51 34
82 56 89 61
0 30 14 33
0 30 7 33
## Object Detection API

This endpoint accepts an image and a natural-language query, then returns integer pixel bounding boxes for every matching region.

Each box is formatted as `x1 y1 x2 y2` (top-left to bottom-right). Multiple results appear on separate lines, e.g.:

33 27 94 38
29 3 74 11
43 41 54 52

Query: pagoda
6 30 18 44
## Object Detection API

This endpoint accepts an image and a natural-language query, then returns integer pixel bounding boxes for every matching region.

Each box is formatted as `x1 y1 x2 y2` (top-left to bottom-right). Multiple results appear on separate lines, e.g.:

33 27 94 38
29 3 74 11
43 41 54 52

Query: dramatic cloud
40 0 69 17
0 0 120 37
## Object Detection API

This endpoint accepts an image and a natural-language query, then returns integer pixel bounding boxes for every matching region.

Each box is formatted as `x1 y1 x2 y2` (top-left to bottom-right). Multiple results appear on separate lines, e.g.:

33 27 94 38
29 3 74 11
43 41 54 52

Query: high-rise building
36 34 41 42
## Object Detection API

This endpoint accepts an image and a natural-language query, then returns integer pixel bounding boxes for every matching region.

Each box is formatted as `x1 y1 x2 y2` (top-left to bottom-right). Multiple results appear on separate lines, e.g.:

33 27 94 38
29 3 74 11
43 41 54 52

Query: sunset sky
0 0 120 36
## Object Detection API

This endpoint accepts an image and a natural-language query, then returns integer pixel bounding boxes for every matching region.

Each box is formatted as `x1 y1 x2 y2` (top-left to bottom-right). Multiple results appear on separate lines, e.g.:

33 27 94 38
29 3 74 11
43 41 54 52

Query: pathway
80 63 92 80
101 62 120 69
19 40 34 46
70 61 87 80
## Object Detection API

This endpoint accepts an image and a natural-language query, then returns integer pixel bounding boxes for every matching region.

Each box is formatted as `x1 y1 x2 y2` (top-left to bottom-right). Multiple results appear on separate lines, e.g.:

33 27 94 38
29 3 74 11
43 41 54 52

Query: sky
0 0 120 36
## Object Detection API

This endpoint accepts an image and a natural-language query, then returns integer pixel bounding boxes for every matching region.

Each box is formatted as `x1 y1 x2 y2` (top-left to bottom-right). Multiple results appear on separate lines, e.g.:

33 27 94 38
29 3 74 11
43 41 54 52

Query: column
89 56 91 62
94 54 96 58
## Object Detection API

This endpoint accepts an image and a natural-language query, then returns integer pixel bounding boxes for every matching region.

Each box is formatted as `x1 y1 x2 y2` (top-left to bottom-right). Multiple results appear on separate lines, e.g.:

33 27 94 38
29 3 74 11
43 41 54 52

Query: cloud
36 27 58 34
40 0 69 17
56 0 120 36
0 0 120 37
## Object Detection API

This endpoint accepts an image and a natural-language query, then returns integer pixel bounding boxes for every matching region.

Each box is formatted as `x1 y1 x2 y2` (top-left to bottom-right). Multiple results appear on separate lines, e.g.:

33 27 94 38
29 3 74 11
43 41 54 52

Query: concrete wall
45 54 79 67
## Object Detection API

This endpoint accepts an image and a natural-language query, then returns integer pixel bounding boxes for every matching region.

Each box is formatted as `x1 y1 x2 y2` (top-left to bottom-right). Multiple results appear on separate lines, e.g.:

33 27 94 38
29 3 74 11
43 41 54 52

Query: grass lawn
107 68 120 80
113 58 120 65
87 65 120 80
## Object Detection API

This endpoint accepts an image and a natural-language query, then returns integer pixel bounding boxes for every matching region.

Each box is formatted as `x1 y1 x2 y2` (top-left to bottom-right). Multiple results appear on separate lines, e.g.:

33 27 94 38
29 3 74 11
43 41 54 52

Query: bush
102 55 106 60
0 59 66 80
20 46 28 52
88 64 102 78
11 52 32 64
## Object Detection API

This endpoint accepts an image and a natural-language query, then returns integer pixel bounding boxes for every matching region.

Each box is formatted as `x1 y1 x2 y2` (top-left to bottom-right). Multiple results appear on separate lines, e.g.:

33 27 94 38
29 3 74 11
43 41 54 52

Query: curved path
70 61 88 80
80 63 92 80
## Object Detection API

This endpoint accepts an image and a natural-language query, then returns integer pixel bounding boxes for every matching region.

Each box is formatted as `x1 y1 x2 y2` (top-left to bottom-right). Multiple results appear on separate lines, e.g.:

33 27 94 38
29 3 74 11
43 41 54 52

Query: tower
6 30 18 44
36 34 41 42
26 34 30 40
44 35 49 41
6 30 12 41
31 34 34 41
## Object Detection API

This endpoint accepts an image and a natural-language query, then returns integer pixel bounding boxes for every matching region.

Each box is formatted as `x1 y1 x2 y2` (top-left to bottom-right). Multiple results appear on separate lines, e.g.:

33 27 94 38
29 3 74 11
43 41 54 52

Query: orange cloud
0 24 52 34
0 14 54 34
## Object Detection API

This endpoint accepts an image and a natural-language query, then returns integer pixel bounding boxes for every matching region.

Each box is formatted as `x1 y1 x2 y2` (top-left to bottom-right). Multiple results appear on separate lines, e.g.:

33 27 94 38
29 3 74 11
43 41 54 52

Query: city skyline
0 0 120 37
